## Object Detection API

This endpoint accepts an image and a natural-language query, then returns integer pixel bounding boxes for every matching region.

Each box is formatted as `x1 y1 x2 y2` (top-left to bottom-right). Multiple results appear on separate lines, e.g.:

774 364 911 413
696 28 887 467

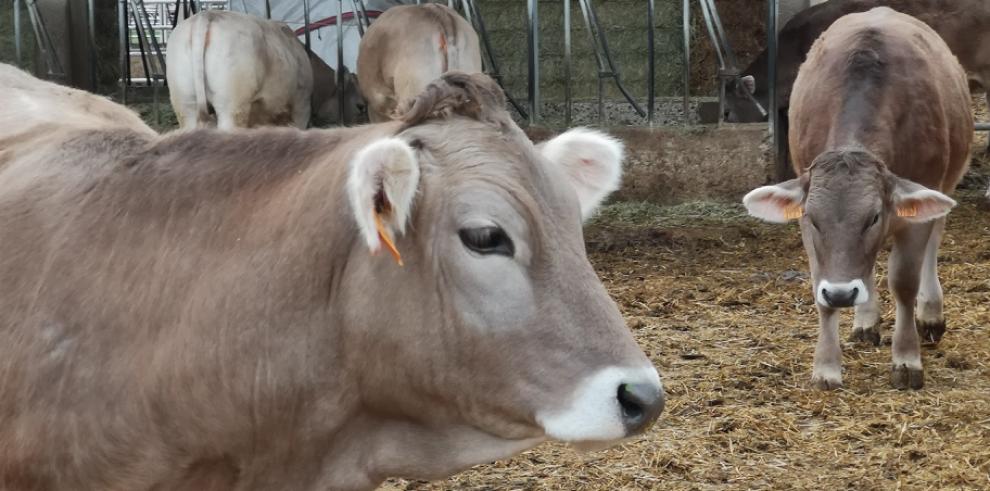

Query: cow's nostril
851 287 859 298
617 383 664 435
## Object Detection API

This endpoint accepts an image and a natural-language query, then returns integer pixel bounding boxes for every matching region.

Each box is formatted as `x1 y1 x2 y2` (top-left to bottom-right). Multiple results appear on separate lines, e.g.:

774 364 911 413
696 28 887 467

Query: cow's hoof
916 319 946 345
891 364 924 390
810 375 843 391
849 325 881 346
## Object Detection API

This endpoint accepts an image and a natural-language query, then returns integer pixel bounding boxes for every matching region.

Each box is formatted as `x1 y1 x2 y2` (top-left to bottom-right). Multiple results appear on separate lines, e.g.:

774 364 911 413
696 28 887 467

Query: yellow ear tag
374 212 404 266
783 205 804 220
897 204 918 218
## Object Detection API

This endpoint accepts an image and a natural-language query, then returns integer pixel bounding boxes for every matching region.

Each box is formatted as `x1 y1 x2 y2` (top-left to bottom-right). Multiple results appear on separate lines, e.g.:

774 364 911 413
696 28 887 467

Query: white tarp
227 0 409 73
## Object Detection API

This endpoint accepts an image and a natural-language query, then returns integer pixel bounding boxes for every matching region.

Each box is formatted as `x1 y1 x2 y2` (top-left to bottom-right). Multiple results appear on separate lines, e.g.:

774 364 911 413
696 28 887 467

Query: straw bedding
383 152 990 490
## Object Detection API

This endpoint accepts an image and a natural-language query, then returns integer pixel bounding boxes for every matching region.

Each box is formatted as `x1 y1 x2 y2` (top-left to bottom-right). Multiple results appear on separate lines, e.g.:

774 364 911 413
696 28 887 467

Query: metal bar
25 0 64 77
564 0 571 127
14 0 22 65
467 0 527 119
459 0 472 24
976 123 990 131
352 0 369 36
303 0 311 54
130 5 152 86
337 0 345 126
647 0 655 125
133 0 166 75
583 0 645 118
527 0 539 124
769 0 788 179
349 0 364 37
705 0 737 69
88 0 98 90
265 0 271 19
577 0 605 123
682 0 690 124
120 0 129 99
697 0 725 70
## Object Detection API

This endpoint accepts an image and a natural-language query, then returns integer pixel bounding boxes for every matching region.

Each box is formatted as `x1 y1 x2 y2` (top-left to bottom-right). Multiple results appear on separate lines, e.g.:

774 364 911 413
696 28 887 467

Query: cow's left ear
889 176 956 222
538 128 624 220
347 138 420 265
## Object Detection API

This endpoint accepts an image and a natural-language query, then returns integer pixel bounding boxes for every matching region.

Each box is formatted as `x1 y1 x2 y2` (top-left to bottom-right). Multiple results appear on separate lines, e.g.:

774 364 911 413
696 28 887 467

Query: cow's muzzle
817 279 868 308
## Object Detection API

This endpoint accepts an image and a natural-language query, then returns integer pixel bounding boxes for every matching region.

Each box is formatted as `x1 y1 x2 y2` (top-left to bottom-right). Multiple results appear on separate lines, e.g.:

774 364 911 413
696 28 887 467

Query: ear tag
374 212 404 266
897 204 918 218
783 205 804 220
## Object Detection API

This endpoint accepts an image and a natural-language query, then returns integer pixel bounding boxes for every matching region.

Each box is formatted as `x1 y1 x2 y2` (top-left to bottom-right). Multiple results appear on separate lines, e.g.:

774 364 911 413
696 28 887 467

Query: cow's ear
743 178 805 223
538 128 624 220
890 176 955 223
740 75 756 95
347 138 420 264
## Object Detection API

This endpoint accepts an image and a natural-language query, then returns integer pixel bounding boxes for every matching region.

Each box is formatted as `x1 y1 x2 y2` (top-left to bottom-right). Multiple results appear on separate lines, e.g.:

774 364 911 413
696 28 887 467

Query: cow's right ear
347 138 420 264
739 75 756 95
742 178 805 223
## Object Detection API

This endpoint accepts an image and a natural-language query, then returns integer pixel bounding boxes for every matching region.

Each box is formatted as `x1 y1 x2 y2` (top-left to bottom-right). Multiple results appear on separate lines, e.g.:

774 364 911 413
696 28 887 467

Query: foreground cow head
743 150 955 308
335 72 663 482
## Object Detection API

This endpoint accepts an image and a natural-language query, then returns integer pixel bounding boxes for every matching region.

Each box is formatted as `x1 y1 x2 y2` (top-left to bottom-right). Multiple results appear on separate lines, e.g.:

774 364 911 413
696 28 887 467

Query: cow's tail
190 13 211 123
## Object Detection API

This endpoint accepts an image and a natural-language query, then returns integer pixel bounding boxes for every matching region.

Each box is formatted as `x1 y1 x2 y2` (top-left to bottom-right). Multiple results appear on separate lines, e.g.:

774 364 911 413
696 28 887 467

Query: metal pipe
14 0 22 65
682 0 690 124
337 0 345 126
564 0 571 127
265 0 271 19
119 0 128 101
768 0 782 178
303 0 311 54
527 0 539 124
350 0 367 36
130 5 151 86
460 0 472 24
132 0 165 76
647 0 655 126
976 123 990 131
88 0 98 90
466 0 527 119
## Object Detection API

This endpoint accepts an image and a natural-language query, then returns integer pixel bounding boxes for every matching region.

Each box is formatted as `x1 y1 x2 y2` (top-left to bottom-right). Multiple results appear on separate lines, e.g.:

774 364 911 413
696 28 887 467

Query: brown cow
357 3 482 122
743 8 973 390
0 64 663 490
725 0 990 162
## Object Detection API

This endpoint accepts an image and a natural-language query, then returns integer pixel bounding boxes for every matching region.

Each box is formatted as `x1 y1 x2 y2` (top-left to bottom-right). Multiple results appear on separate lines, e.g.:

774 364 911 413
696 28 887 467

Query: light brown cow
0 65 663 490
167 10 363 130
357 3 482 122
743 8 973 390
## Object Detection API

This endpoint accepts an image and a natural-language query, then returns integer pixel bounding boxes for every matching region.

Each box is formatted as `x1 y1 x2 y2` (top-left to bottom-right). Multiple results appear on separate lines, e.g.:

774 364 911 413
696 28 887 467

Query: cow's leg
916 217 946 344
811 304 843 390
888 222 933 390
292 96 312 129
850 266 881 346
174 101 202 129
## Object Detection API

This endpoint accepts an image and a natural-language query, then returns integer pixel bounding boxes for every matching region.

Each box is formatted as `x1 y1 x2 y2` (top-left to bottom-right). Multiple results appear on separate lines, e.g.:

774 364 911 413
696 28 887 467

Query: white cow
167 10 361 130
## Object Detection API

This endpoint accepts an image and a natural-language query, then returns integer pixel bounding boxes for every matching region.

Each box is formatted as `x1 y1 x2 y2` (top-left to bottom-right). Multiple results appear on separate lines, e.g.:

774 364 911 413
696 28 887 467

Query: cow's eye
459 226 514 257
871 213 880 226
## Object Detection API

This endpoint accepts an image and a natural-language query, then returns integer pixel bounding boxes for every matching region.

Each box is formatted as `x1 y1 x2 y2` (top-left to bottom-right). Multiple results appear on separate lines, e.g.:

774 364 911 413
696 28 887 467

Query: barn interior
1 1 989 489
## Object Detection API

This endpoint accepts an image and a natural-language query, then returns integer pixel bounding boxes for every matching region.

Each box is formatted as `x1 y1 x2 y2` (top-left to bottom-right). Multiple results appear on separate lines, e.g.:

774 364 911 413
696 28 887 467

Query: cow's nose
822 286 859 308
617 382 664 435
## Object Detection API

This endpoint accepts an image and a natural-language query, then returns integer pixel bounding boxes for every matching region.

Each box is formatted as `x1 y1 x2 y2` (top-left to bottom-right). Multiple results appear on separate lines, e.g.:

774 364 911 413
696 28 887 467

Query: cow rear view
743 8 973 390
357 4 483 122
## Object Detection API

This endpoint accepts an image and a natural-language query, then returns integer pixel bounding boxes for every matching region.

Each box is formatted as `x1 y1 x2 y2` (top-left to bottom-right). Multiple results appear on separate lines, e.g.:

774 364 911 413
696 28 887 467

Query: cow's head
310 54 367 126
724 75 768 123
743 150 954 308
336 72 663 480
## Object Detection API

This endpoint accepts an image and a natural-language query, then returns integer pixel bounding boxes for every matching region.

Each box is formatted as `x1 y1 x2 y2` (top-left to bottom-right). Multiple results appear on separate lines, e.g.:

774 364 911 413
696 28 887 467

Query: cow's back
357 4 482 121
788 7 973 191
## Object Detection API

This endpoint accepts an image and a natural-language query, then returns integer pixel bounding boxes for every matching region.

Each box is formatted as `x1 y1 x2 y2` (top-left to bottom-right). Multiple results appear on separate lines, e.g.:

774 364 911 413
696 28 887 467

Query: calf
357 3 482 122
0 65 663 490
166 10 363 130
743 8 973 390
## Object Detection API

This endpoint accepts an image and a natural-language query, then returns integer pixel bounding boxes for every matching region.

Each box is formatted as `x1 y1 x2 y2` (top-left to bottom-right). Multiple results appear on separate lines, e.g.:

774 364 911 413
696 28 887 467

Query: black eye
458 226 514 257
871 213 880 226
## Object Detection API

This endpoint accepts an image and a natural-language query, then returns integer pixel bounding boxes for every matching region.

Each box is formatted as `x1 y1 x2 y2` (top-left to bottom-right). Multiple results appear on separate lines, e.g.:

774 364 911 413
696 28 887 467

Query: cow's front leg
889 223 933 390
916 217 946 344
851 267 881 346
812 305 843 390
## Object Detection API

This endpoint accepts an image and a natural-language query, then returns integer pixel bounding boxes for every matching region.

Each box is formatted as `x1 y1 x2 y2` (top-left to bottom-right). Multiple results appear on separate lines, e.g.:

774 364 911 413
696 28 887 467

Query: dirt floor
382 150 990 490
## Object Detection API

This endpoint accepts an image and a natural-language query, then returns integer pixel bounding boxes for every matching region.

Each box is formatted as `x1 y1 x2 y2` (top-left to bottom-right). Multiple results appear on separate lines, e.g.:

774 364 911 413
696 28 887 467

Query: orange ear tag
374 212 404 266
896 205 918 218
783 205 804 220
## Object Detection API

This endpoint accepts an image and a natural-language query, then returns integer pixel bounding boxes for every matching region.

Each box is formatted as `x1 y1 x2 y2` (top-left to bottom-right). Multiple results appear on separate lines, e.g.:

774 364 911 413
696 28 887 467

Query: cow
0 65 664 490
778 0 828 32
725 0 990 162
166 10 364 130
742 8 973 391
357 3 482 123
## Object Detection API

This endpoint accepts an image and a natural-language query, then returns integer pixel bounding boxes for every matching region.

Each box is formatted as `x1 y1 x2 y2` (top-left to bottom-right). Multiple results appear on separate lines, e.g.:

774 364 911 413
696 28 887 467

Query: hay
383 171 990 490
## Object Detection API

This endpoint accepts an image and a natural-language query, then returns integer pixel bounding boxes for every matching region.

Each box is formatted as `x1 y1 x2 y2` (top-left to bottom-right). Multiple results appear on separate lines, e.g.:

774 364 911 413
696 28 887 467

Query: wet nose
821 285 859 308
617 382 665 435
